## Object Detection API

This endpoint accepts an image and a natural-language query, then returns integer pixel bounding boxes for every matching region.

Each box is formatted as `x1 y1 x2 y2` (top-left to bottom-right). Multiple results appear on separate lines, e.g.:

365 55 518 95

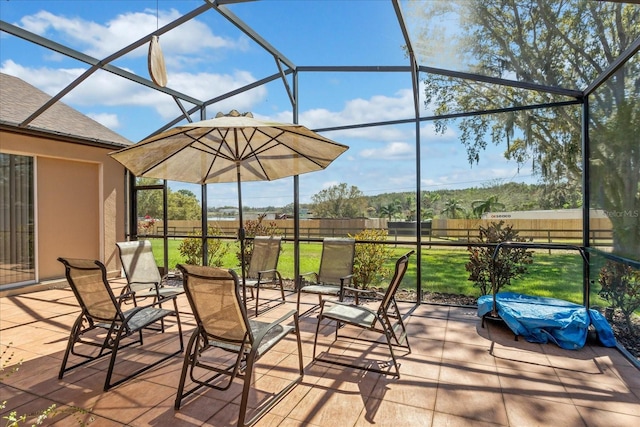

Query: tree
421 192 441 220
379 200 402 220
168 189 201 220
440 198 466 219
590 100 640 258
539 181 582 210
471 195 505 218
135 179 202 222
136 178 163 220
311 183 366 218
411 1 640 255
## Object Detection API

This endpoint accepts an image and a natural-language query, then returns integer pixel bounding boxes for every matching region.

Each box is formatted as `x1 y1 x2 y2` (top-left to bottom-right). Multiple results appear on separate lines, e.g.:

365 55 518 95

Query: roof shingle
0 72 132 147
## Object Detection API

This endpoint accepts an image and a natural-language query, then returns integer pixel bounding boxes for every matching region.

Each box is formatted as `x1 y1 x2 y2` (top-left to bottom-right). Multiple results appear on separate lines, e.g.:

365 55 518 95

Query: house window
0 153 35 286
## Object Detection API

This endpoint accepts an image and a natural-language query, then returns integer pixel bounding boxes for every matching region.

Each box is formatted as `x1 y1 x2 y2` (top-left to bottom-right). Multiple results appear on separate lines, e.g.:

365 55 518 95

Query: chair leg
175 330 200 409
294 313 304 374
312 314 323 360
238 328 304 427
278 279 285 303
104 328 126 391
237 350 256 427
58 314 84 379
173 298 184 351
384 329 401 378
254 285 260 317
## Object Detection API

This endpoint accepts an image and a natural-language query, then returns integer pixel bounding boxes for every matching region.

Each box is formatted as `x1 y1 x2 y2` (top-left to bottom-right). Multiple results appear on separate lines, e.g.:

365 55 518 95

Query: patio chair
57 257 184 391
241 236 285 316
297 237 355 314
312 250 414 377
175 264 304 427
116 240 184 305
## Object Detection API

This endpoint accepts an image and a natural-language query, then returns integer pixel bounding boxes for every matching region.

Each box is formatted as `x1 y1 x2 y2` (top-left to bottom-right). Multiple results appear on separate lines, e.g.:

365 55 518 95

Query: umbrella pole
236 164 247 304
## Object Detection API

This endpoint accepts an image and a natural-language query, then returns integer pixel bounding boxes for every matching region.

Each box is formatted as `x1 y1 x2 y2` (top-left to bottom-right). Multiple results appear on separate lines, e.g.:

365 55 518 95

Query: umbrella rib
136 130 198 176
252 127 337 168
203 127 238 183
239 127 279 180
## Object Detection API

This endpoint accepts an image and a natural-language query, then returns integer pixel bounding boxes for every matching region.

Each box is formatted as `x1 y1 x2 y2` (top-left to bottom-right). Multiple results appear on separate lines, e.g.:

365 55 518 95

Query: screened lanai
2 3 640 426
1 1 639 350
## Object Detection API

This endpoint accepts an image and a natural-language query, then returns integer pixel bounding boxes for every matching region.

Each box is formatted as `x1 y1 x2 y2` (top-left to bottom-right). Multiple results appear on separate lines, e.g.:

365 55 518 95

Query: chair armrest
257 269 283 282
125 281 163 296
129 280 160 288
298 271 319 288
117 290 136 301
342 286 376 296
340 285 376 304
116 290 174 308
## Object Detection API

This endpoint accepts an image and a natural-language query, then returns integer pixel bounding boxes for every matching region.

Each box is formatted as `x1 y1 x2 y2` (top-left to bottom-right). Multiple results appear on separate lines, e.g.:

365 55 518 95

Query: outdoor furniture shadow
175 264 304 427
240 236 286 316
312 250 414 377
57 257 184 391
297 237 355 315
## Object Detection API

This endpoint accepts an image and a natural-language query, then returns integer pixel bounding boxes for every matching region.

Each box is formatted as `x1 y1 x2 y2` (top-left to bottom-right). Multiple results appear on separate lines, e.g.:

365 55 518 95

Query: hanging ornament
148 35 167 87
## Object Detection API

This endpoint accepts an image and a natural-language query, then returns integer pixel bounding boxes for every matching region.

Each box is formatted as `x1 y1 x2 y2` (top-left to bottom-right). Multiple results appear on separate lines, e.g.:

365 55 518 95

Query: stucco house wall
0 73 132 293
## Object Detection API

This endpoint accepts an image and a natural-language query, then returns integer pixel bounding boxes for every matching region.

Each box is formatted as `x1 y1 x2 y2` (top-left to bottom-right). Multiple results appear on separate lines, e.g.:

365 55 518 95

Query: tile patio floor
1 281 639 426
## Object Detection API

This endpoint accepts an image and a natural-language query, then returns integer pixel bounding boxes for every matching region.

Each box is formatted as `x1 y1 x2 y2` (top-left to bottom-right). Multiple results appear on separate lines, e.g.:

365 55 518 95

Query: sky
0 0 537 210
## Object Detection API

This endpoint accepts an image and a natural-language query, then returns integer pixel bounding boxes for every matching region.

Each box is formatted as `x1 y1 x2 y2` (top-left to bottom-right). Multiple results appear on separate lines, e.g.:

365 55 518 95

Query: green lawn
146 239 608 306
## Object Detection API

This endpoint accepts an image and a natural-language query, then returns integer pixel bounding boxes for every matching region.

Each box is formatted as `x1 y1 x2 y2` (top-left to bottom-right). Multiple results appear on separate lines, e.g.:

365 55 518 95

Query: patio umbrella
109 110 349 295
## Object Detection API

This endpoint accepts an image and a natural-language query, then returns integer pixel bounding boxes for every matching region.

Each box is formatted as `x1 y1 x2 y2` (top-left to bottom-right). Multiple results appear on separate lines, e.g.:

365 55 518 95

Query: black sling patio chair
175 264 304 427
57 257 183 391
297 237 355 314
240 236 285 316
312 250 414 377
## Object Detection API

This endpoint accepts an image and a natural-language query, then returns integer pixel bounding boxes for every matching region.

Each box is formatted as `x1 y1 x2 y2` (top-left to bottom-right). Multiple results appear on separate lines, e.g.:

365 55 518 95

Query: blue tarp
477 292 616 350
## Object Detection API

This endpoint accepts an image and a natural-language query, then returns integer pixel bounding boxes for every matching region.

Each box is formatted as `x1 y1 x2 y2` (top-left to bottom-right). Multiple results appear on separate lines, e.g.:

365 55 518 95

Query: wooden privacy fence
429 218 612 246
148 217 614 247
155 218 382 239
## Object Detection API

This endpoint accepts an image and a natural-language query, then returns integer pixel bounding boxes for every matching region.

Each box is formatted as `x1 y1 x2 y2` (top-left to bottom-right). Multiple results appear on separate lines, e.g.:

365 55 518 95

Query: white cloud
268 89 416 142
321 180 340 189
0 60 267 123
86 112 120 129
17 9 246 62
422 164 534 191
360 142 414 160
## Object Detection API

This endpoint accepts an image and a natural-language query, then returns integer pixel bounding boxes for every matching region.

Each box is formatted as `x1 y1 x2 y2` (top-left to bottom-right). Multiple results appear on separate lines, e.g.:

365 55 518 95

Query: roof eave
0 121 131 151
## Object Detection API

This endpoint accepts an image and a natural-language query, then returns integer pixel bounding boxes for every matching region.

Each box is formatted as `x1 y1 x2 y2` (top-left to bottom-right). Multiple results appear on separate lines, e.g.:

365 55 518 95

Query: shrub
349 228 393 289
137 215 156 235
466 221 533 295
598 260 640 330
178 225 228 266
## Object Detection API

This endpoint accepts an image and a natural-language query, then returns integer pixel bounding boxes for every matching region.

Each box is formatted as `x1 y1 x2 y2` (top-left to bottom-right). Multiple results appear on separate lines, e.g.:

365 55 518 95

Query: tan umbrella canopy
110 110 348 185
109 110 349 291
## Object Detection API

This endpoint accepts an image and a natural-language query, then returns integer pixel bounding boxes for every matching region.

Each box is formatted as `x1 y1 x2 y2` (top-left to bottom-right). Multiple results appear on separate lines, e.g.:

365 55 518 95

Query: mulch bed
284 279 639 361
